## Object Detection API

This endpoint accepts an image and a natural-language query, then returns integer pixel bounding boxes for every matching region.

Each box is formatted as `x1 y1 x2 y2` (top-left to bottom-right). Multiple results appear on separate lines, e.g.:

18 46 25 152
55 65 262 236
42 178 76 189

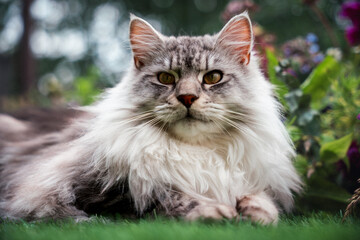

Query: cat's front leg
161 193 238 221
236 192 279 225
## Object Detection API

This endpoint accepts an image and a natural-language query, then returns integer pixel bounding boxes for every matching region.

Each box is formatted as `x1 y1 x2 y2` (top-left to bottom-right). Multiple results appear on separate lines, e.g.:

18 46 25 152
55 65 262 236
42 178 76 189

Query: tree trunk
19 0 35 94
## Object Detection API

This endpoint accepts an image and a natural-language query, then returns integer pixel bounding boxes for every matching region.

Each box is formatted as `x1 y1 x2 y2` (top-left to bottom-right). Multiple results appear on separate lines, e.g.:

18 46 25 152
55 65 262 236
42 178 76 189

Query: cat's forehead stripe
169 56 173 70
164 36 214 71
205 55 208 71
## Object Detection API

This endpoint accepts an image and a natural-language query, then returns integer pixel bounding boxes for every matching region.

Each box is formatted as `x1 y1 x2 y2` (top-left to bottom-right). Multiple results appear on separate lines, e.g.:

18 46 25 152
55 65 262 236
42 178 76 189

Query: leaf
265 49 288 106
320 133 353 164
296 110 321 136
284 89 302 113
300 56 340 109
297 109 318 126
294 155 308 176
287 124 301 142
306 175 351 204
71 67 102 105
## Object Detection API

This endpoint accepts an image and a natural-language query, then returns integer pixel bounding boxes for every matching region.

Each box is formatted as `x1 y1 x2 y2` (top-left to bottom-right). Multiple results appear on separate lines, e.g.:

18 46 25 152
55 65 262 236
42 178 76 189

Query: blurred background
0 0 359 216
0 0 351 106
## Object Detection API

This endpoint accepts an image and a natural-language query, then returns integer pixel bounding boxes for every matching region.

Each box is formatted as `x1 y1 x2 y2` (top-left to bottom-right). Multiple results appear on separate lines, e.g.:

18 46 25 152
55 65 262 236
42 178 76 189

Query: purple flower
300 64 312 74
340 1 360 26
347 141 360 179
285 68 297 78
357 113 360 120
306 33 318 43
312 53 324 63
340 1 360 45
337 140 360 192
337 160 348 179
280 35 326 76
309 44 320 54
348 141 360 160
345 26 360 46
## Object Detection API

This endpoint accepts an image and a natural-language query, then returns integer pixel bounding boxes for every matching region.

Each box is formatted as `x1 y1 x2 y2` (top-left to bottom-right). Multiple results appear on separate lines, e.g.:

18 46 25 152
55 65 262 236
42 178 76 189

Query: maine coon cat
0 12 302 224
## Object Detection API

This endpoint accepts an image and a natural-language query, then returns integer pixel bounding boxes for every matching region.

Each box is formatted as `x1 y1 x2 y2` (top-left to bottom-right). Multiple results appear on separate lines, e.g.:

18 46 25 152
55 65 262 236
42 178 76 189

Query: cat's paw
185 202 238 221
236 194 278 225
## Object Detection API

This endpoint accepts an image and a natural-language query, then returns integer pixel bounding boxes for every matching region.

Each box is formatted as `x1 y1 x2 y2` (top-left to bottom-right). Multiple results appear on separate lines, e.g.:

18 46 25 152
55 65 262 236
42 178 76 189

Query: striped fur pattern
0 12 301 223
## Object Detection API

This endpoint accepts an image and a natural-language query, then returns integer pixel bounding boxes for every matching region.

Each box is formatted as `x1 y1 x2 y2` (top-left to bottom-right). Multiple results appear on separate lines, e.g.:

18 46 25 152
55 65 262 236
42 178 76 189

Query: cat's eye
158 72 175 84
203 70 223 85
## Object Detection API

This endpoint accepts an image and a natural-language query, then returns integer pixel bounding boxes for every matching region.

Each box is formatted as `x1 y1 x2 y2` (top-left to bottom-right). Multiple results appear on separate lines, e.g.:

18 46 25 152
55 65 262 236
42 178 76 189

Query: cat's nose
177 94 199 108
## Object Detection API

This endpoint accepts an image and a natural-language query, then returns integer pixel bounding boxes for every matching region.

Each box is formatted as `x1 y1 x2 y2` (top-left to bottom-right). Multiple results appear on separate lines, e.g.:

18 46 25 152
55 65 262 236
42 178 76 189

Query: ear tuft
129 15 163 69
216 12 253 65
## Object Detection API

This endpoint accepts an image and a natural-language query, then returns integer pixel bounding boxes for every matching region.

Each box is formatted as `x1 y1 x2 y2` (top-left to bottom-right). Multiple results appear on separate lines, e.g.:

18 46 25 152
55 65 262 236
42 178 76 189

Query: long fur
0 12 301 221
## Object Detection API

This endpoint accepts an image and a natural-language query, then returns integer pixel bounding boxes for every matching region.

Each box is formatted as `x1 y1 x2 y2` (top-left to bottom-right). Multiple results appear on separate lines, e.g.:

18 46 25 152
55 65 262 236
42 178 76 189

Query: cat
0 12 302 224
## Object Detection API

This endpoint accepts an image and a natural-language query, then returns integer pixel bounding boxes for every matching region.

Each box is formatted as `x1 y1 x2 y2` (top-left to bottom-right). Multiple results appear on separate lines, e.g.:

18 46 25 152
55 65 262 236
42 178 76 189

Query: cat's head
127 12 265 142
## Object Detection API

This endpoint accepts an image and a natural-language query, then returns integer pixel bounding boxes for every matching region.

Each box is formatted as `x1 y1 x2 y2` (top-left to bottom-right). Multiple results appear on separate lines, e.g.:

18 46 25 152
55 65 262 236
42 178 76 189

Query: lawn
1 214 359 240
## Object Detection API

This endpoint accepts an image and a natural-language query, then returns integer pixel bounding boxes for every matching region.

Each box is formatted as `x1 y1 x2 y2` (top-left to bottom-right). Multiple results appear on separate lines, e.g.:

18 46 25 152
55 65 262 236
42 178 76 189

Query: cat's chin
168 118 221 143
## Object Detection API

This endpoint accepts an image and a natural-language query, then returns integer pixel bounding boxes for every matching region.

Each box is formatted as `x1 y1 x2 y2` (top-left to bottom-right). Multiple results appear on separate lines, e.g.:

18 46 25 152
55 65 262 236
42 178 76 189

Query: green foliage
305 175 351 204
266 49 288 106
320 134 353 164
301 56 340 110
268 50 360 213
65 67 102 105
321 65 360 140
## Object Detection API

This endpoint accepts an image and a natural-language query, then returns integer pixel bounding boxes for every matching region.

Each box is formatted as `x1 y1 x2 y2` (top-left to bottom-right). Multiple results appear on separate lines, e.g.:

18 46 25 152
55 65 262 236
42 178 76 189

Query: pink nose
177 94 199 108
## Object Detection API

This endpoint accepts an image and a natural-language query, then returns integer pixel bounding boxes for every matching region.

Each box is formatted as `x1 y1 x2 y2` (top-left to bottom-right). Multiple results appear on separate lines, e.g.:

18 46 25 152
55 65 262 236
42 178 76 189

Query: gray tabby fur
0 12 301 224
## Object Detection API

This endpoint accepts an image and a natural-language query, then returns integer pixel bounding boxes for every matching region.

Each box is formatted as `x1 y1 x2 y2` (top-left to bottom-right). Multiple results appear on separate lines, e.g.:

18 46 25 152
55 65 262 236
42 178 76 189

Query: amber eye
158 72 175 84
203 70 223 84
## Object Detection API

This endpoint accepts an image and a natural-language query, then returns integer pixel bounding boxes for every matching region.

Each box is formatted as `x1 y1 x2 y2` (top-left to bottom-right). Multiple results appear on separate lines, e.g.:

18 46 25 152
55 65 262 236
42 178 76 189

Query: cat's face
128 13 257 142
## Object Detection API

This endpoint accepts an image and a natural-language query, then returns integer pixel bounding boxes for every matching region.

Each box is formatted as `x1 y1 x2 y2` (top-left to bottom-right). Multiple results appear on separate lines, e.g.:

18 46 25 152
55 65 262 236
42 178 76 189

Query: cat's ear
216 12 253 65
129 14 163 69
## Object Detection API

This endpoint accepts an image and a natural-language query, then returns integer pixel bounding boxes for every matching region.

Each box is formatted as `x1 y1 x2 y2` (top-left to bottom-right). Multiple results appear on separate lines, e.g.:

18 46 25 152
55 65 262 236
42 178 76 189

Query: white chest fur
123 129 253 212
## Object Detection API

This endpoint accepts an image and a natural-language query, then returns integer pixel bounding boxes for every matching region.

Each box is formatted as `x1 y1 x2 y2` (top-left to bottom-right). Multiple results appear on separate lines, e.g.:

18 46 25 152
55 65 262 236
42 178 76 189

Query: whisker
153 110 177 139
153 120 168 140
226 114 268 129
127 117 161 139
211 118 231 137
216 115 261 142
114 108 154 112
113 113 154 127
223 109 248 117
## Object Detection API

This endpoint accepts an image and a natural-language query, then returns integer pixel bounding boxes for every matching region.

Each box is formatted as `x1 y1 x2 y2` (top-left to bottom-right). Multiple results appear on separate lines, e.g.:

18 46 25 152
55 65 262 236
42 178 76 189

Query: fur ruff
78 63 301 213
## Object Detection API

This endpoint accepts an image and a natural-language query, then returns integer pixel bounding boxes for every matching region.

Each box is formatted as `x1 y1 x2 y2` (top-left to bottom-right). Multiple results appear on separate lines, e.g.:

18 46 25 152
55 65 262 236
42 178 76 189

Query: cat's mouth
185 111 194 119
183 116 198 122
180 109 207 122
181 114 197 122
168 109 220 140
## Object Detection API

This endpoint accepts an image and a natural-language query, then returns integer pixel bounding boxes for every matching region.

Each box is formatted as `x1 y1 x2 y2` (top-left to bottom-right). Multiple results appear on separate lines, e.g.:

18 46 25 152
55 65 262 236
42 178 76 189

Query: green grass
1 214 359 240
